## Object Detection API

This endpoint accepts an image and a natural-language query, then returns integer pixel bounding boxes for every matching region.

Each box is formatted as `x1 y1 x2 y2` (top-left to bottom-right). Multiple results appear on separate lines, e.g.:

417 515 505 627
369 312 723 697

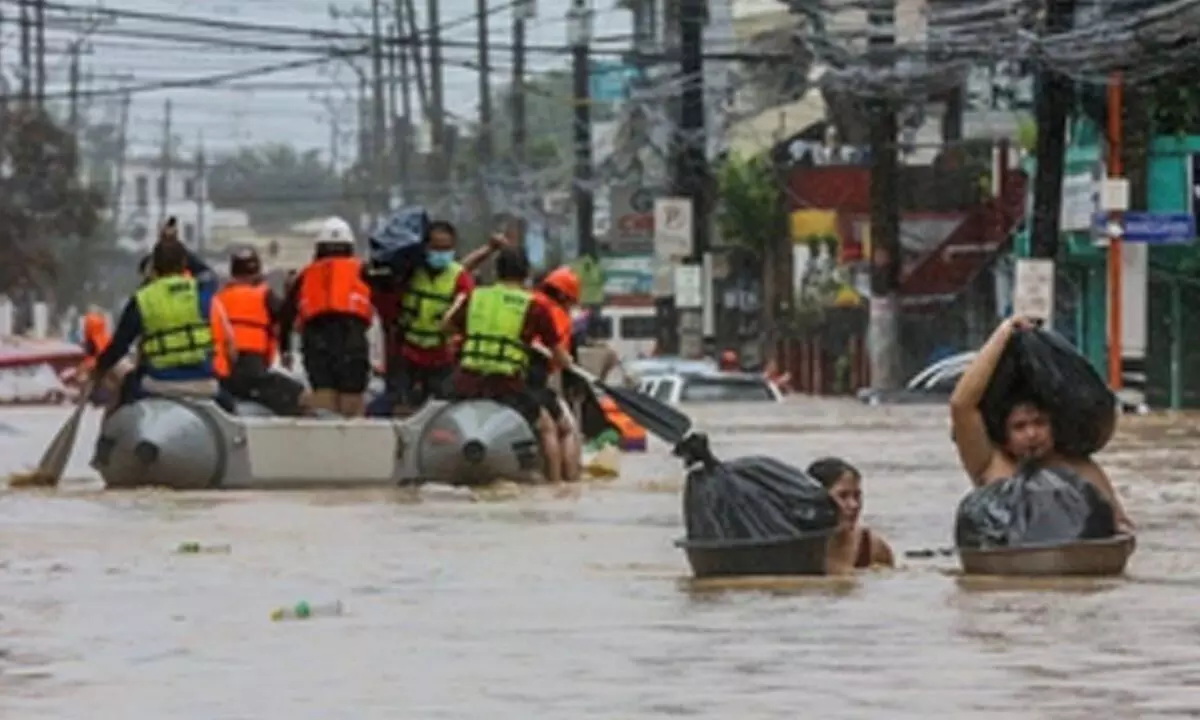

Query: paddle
9 380 95 488
555 357 693 446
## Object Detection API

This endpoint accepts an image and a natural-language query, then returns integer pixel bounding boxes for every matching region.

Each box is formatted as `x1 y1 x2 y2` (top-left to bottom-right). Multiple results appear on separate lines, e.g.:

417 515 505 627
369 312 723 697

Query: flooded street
2 400 1199 719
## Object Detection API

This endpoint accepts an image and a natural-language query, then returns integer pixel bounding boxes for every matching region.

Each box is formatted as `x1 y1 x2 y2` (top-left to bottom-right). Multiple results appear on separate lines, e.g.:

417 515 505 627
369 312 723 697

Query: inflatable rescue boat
91 397 544 490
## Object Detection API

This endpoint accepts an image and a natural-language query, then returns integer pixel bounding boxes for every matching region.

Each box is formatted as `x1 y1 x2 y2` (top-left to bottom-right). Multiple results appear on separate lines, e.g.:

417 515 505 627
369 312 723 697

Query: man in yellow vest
91 235 237 413
443 247 574 484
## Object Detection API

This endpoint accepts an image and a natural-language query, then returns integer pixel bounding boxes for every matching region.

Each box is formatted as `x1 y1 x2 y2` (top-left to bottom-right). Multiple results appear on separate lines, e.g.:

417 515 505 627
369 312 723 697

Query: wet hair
495 246 529 281
425 220 457 243
806 457 861 489
151 236 189 276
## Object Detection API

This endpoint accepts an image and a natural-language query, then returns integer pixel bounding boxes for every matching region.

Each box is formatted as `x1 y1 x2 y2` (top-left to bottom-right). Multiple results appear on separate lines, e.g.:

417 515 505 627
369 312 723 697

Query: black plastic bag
684 455 839 541
954 465 1116 550
366 206 427 285
980 328 1116 457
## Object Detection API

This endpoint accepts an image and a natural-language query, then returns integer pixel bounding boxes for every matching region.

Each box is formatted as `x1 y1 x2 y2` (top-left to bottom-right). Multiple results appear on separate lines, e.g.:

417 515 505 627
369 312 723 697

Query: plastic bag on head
979 328 1116 457
368 206 428 280
953 465 1116 550
684 455 839 541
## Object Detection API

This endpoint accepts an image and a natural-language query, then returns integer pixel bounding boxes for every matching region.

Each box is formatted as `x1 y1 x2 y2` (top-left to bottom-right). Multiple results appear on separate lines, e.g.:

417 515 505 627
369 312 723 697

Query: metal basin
674 532 833 578
958 534 1136 577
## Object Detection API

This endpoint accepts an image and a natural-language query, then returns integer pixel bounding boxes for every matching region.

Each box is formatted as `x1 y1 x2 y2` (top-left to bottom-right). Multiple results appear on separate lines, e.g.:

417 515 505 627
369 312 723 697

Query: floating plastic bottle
176 542 232 554
269 600 344 622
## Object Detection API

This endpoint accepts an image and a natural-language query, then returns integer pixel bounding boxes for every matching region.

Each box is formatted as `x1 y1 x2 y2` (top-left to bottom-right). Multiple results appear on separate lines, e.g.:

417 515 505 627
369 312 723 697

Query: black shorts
532 386 564 421
222 355 305 416
301 314 370 394
389 358 452 407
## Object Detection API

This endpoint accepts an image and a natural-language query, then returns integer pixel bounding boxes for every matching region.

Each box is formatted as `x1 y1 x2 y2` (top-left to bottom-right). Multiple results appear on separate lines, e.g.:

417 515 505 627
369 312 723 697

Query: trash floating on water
270 600 344 621
903 547 957 559
176 542 232 554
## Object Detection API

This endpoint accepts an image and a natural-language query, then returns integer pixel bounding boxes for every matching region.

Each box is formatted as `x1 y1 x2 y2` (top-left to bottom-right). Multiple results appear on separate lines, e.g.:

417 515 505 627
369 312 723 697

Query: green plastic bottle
270 600 344 621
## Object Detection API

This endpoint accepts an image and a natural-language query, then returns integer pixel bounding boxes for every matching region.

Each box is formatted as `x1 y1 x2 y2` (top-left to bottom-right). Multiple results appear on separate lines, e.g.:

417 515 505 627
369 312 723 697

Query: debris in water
270 600 343 621
176 542 232 554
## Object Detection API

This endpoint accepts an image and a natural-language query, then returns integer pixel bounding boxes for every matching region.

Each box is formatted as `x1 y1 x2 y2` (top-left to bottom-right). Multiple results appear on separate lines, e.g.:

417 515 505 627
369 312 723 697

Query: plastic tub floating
958 535 1135 577
674 532 833 578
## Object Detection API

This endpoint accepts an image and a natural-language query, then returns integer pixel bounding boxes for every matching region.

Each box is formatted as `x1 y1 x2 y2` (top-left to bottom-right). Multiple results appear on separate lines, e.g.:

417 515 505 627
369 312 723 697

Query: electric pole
386 22 406 200
866 0 902 390
158 98 172 226
67 42 81 134
569 0 595 262
1029 0 1077 260
19 0 31 106
476 0 492 164
195 138 206 254
370 0 387 224
402 0 429 121
427 0 447 187
511 0 529 167
34 0 45 109
108 89 131 234
391 6 414 196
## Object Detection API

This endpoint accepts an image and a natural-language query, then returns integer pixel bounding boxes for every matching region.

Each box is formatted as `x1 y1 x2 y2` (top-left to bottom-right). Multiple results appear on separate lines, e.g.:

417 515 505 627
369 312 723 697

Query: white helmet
316 216 355 247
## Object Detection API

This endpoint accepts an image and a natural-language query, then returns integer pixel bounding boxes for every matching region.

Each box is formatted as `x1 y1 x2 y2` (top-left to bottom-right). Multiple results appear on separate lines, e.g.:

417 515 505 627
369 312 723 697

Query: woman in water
807 457 895 573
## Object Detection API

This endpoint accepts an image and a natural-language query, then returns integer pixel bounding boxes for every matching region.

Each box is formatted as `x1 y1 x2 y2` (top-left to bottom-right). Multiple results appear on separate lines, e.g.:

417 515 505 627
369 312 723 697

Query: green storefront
1016 121 1200 408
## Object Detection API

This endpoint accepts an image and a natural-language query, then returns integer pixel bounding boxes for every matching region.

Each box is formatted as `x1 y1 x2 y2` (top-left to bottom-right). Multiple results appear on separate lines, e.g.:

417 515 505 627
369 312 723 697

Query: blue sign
1092 211 1196 245
589 61 638 103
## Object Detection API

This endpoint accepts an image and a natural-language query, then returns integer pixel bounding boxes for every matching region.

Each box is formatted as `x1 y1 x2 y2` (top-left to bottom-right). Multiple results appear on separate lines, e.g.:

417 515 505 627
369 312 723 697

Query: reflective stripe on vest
217 283 274 356
400 263 462 349
135 275 214 370
460 285 532 377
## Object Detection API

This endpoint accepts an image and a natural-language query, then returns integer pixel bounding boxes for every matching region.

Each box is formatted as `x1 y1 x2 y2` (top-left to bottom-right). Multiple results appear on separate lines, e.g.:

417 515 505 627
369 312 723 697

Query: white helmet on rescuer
315 216 355 248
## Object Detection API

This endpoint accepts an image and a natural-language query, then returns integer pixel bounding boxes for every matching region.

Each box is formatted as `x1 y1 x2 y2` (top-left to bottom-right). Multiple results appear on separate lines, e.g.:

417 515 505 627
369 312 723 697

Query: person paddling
949 315 1135 534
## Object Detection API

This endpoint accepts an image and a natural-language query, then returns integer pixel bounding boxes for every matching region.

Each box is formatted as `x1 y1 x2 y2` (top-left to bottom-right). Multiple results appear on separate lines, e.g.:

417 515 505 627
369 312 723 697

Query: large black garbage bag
954 465 1116 550
684 454 839 541
980 328 1116 457
366 206 427 286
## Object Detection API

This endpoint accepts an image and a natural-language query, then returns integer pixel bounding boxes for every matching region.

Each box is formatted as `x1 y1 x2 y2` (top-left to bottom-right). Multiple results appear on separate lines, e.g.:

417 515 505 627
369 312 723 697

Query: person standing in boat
91 234 236 412
213 247 308 416
949 315 1135 533
529 266 584 483
278 217 374 417
442 246 574 484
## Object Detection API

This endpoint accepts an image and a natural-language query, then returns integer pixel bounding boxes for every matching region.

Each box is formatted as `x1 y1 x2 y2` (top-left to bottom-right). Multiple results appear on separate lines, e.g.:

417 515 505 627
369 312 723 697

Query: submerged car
856 352 975 405
639 371 783 405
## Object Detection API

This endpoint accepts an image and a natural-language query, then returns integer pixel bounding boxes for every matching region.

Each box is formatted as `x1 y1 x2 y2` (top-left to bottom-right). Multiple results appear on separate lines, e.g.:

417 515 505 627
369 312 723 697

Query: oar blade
598 383 691 445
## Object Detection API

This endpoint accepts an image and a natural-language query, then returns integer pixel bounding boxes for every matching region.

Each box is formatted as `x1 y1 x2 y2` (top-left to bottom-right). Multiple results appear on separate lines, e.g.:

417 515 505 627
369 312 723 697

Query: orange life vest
80 312 111 370
533 290 572 370
296 256 372 325
216 283 276 359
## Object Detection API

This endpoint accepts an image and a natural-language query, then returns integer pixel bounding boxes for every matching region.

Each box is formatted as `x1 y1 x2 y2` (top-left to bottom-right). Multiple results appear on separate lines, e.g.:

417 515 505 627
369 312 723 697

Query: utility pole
569 0 595 262
1028 0 1075 262
402 0 429 121
1106 74 1123 390
391 7 413 196
19 0 31 106
386 22 405 200
672 0 709 358
109 90 131 233
34 0 44 109
427 0 447 187
512 0 529 167
195 138 207 254
476 0 492 164
67 42 81 134
866 0 902 390
370 0 388 224
158 98 172 226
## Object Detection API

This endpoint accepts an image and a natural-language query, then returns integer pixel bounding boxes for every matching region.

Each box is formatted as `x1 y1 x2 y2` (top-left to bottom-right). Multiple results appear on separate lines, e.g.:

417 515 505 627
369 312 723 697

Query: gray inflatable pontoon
90 397 543 490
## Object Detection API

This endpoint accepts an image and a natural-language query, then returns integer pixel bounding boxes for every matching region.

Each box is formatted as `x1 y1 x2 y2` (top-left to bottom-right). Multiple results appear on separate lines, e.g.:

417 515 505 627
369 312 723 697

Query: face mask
426 249 454 270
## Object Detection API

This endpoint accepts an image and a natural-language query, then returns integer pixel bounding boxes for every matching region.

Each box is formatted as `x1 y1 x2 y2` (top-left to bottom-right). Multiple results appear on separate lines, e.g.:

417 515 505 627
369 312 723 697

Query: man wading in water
949 315 1135 534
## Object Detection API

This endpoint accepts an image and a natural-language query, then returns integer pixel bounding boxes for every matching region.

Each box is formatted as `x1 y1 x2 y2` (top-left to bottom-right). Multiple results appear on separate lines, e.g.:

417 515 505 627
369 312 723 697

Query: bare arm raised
949 316 1034 483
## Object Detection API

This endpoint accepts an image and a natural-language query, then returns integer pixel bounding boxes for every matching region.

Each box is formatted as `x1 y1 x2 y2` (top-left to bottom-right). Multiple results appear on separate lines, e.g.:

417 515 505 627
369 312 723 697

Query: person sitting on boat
807 457 895 573
75 305 125 404
442 246 574 484
213 247 308 416
949 315 1135 533
91 235 237 413
373 221 512 415
529 266 584 483
278 217 374 417
135 218 219 291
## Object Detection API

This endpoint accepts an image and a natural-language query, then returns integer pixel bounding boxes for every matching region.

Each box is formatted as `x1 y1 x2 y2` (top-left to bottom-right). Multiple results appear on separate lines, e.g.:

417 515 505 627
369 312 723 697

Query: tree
208 143 347 231
0 107 105 307
714 153 779 254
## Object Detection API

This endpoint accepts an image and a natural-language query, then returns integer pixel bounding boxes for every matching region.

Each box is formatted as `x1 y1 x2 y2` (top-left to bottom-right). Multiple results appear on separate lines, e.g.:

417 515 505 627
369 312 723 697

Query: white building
110 157 217 254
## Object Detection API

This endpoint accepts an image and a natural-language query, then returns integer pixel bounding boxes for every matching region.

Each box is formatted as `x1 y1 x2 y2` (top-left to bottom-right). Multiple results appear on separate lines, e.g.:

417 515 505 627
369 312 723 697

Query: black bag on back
979 328 1116 457
954 465 1116 550
684 455 839 541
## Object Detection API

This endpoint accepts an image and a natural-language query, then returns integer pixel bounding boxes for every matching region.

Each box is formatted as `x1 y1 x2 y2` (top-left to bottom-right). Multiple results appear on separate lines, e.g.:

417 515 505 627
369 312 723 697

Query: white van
586 305 657 360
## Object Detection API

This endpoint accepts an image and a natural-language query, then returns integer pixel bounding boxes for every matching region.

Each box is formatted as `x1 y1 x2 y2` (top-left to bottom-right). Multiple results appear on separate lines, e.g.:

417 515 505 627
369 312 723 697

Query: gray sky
11 0 632 160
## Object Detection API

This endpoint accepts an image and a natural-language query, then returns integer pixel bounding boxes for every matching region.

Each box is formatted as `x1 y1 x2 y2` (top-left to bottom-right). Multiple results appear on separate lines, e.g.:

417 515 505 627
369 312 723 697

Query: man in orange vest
278 216 374 417
214 247 307 415
529 266 583 482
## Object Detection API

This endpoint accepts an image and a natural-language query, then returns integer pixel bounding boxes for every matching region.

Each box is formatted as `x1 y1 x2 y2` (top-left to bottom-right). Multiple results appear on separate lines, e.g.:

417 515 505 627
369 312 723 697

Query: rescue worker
529 266 583 483
718 349 740 372
278 216 374 417
214 247 308 415
442 247 573 484
91 235 236 412
76 305 122 403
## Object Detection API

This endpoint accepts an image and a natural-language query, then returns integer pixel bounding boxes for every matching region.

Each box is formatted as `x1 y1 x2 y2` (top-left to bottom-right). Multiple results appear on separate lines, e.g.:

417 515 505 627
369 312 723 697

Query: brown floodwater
2 400 1198 719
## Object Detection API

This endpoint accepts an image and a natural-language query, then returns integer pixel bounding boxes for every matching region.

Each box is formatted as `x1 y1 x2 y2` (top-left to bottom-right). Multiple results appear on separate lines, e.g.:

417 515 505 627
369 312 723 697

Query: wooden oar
9 381 94 488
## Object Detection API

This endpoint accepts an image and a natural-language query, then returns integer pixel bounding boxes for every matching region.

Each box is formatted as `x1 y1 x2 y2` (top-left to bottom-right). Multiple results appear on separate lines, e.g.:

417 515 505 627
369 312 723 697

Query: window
618 315 658 340
183 178 195 200
925 369 964 393
588 315 613 339
680 377 774 402
652 379 675 402
183 223 195 244
134 175 148 207
156 175 166 202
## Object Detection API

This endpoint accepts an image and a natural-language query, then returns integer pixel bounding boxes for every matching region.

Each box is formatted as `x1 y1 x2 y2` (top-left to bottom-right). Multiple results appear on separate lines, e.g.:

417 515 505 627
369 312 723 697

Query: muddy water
2 401 1198 719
